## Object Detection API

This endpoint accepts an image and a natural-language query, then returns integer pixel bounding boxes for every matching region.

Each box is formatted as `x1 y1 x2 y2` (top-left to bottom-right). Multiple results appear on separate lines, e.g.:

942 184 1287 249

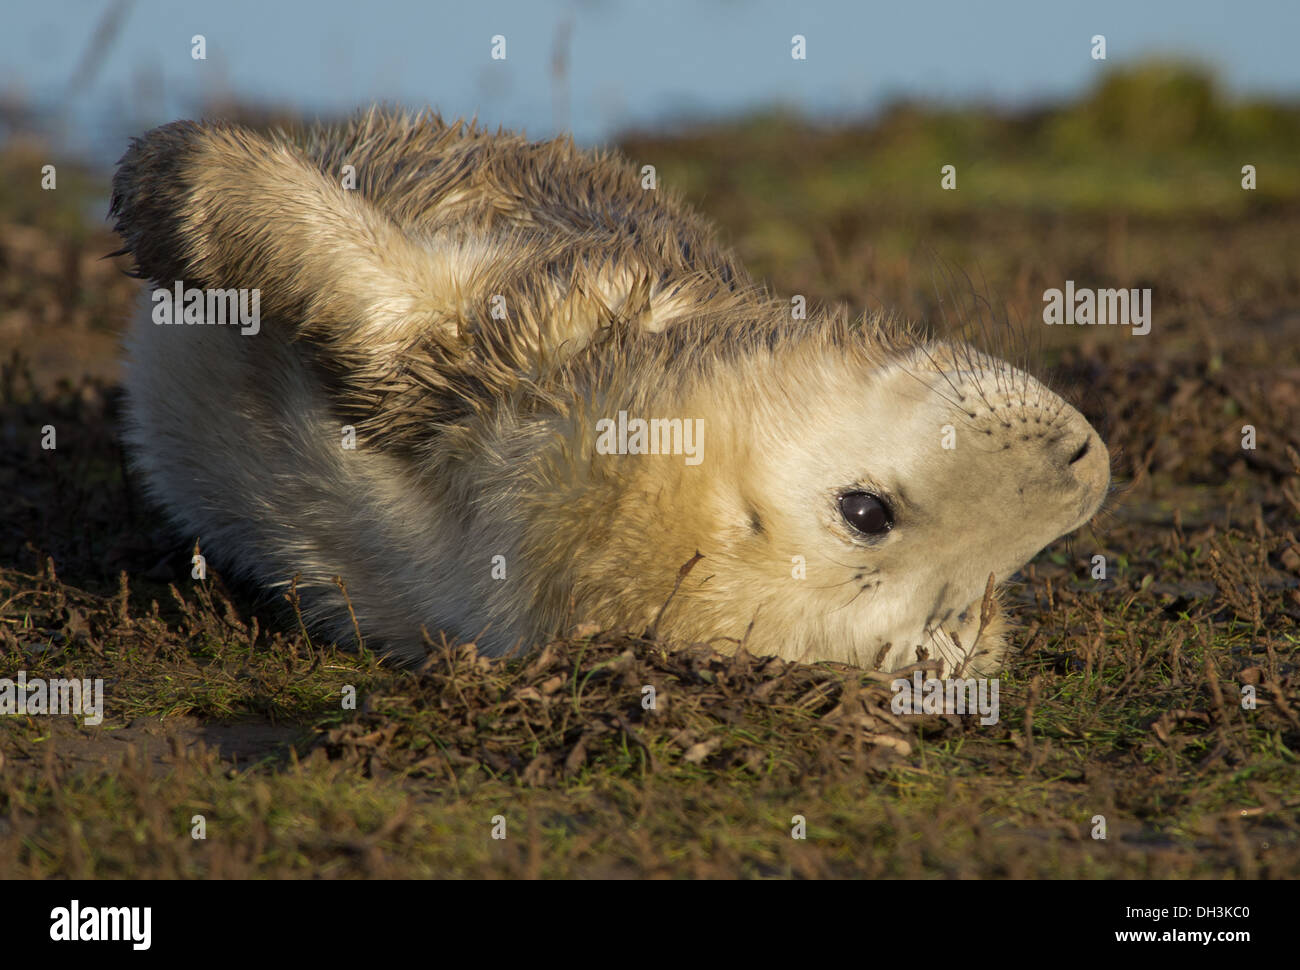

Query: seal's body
112 110 1110 675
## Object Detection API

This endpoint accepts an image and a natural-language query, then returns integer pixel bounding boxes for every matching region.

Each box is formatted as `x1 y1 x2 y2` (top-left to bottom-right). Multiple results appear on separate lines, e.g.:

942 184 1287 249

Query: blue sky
3 0 1297 161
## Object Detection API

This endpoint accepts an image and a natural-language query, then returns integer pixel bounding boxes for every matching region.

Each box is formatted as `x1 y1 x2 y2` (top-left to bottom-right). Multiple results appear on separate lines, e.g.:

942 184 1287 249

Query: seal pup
110 109 1111 675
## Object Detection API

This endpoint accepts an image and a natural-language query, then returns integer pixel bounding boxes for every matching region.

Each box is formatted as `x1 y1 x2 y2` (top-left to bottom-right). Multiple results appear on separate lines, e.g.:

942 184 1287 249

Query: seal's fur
112 109 1111 675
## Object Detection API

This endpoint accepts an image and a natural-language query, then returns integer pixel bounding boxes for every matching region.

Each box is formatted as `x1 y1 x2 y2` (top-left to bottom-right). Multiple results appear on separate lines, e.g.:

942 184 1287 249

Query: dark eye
839 491 893 536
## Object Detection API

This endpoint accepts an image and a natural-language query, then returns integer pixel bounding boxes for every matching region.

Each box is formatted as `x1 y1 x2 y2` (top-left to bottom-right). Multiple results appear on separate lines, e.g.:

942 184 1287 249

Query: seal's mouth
932 593 996 651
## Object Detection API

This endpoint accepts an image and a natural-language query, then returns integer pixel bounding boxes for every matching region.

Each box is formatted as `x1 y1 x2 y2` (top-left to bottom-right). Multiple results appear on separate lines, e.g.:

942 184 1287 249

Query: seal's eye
839 491 893 536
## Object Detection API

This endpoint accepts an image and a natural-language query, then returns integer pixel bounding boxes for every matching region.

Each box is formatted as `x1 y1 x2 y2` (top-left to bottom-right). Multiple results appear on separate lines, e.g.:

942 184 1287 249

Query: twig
647 551 702 640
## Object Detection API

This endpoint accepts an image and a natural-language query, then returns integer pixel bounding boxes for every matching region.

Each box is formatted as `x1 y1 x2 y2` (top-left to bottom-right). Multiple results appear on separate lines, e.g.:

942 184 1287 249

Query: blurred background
2 0 1298 162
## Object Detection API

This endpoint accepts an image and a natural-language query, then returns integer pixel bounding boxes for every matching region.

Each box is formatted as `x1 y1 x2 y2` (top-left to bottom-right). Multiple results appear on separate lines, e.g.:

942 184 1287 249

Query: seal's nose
1054 427 1110 507
1047 423 1100 471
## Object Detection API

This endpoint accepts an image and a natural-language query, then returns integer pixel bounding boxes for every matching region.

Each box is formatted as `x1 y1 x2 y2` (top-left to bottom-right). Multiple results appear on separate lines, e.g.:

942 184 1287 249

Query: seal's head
560 318 1110 677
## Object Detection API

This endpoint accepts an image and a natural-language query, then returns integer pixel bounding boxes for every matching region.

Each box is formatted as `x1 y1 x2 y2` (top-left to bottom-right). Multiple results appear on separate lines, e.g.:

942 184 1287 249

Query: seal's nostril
1068 439 1090 465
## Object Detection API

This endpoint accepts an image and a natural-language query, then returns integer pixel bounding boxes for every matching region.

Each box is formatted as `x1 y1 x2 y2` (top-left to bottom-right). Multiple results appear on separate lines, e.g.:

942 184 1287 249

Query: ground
1 64 1297 877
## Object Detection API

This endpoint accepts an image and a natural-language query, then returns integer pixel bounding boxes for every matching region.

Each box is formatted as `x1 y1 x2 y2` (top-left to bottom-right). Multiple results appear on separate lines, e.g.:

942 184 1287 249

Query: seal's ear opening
109 119 470 366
